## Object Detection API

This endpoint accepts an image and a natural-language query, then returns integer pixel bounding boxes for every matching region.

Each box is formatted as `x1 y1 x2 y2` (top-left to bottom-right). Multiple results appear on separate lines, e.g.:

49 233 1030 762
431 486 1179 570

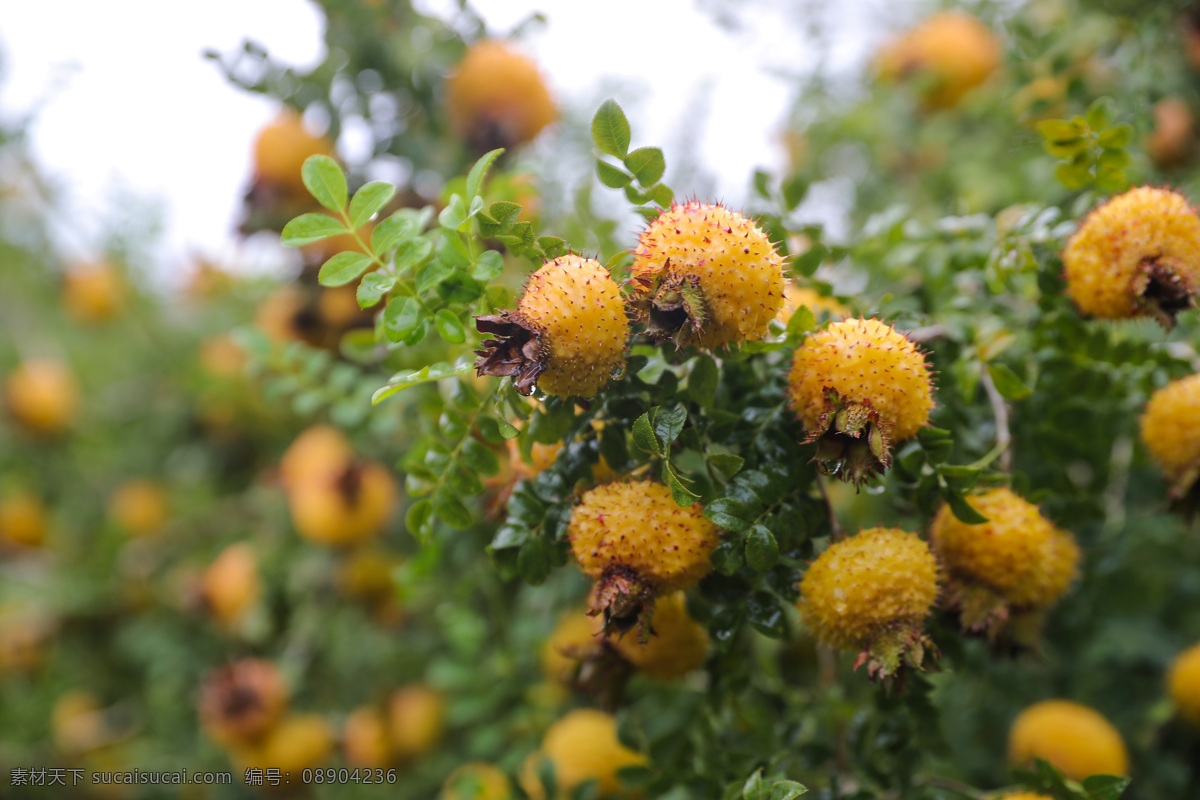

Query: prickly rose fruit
1147 98 1195 168
630 201 785 349
198 659 287 746
234 713 333 774
570 481 721 636
799 527 939 679
443 763 513 800
1008 700 1129 780
541 611 600 686
200 542 259 628
876 11 1001 109
62 261 125 324
600 591 710 680
4 359 79 435
287 459 398 546
520 709 645 799
108 480 168 537
1168 641 1200 728
1140 373 1200 505
0 490 48 548
253 111 335 195
1062 186 1200 327
343 706 392 770
279 425 354 488
446 40 557 152
930 488 1079 637
388 685 445 761
787 318 934 485
774 283 848 327
475 254 627 398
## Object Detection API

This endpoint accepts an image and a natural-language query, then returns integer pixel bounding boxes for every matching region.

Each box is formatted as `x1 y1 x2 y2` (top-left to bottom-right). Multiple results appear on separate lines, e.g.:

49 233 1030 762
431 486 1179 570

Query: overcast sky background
0 0 889 281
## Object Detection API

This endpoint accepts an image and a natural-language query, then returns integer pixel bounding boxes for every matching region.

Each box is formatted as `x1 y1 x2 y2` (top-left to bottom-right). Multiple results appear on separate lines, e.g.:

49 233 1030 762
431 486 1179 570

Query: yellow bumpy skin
1140 373 1200 504
570 481 720 636
799 527 939 679
475 254 627 398
601 591 710 680
1168 641 1200 728
876 11 1002 110
775 283 848 327
787 318 934 485
520 709 645 799
630 201 785 349
446 40 557 153
1062 186 1200 327
1008 700 1129 781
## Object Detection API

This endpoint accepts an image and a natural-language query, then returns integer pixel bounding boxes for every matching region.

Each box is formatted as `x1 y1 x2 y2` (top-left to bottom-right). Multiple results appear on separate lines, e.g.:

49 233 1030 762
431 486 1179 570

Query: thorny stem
972 364 1012 471
816 472 843 540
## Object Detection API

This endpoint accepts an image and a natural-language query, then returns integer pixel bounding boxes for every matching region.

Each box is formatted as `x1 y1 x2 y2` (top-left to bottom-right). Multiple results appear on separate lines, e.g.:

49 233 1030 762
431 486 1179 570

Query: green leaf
743 769 765 800
461 438 500 476
624 147 665 185
394 237 435 275
356 271 393 307
942 486 989 525
318 252 373 287
592 99 631 158
744 525 780 572
782 175 809 210
711 539 744 575
753 170 771 199
433 486 472 530
745 591 786 638
654 406 687 446
517 538 551 585
466 148 505 200
416 260 453 295
709 453 744 478
383 297 422 343
596 160 633 189
689 355 718 407
793 243 827 277
768 781 808 800
405 499 433 544
372 357 473 405
371 208 423 254
280 212 346 246
632 413 661 456
1081 774 1130 800
1037 118 1086 142
987 363 1033 400
434 309 466 344
1098 123 1133 149
348 181 396 229
786 305 816 336
485 201 522 231
473 250 505 281
1097 149 1130 171
646 184 674 208
668 471 701 507
1086 97 1113 131
537 236 569 259
1055 162 1093 190
705 498 754 533
302 155 348 212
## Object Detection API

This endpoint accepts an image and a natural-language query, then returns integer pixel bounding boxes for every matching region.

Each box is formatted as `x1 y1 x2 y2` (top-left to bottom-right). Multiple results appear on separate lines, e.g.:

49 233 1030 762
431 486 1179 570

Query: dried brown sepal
558 637 634 712
941 579 1046 653
586 565 657 643
198 660 285 746
804 389 894 487
628 271 711 349
474 312 548 396
1136 257 1198 330
851 621 939 690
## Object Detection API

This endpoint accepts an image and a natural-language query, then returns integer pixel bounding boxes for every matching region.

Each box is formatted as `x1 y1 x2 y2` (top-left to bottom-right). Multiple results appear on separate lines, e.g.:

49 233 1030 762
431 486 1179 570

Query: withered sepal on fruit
631 270 712 348
586 564 657 642
804 388 894 487
473 312 547 396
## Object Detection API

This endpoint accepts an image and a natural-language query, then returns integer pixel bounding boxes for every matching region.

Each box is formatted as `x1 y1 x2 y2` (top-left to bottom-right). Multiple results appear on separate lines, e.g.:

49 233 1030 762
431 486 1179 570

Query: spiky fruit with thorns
876 11 1002 110
1140 373 1200 510
799 527 939 681
1168 641 1200 728
775 283 848 327
569 481 721 638
475 254 627 398
930 488 1079 641
446 40 557 153
287 459 397 547
1062 186 1200 328
599 591 710 680
520 709 645 799
787 318 934 485
1008 700 1129 781
198 659 287 747
629 201 785 349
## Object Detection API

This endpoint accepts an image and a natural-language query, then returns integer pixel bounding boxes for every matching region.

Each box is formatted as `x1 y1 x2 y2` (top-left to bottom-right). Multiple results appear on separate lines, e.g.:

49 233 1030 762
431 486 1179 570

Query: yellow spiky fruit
520 709 645 799
570 481 721 635
198 659 287 747
475 254 627 398
443 763 513 800
1008 700 1129 781
930 488 1080 635
1062 186 1200 327
775 284 848 327
1168 641 1200 728
287 459 398 547
0 490 49 548
787 318 934 485
62 261 125 324
600 591 709 680
799 527 939 679
446 40 557 152
4 359 79 435
253 111 335 194
389 685 445 761
630 201 785 349
108 480 168 537
1140 373 1200 503
876 11 1002 109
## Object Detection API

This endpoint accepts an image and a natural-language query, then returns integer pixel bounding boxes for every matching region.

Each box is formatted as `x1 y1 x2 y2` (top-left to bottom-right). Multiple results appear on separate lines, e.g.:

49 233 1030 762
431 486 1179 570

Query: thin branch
816 472 843 540
979 363 1012 471
906 324 947 344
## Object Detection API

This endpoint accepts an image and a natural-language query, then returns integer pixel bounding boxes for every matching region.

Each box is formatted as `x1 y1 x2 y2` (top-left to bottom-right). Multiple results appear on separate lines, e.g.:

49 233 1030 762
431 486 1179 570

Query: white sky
0 0 885 280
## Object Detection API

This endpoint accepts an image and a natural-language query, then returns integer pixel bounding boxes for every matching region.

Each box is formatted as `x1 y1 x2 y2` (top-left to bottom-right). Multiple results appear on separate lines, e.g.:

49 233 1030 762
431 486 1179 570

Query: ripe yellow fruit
1008 700 1129 780
255 286 311 345
876 11 1002 109
200 542 259 627
787 318 934 485
388 685 445 761
0 490 49 548
234 713 334 774
930 488 1080 613
1147 98 1195 168
1062 186 1200 327
279 425 354 489
108 480 168 537
1140 373 1200 501
288 459 398 546
0 606 52 674
446 40 557 152
199 335 248 380
520 709 645 799
52 691 107 754
508 437 563 481
1168 641 1200 727
799 527 938 677
570 481 721 634
4 359 79 435
253 111 335 194
630 201 785 349
62 261 125 324
343 706 392 770
475 254 627 398
774 284 848 327
198 659 287 747
443 762 513 800
542 611 599 686
600 591 709 680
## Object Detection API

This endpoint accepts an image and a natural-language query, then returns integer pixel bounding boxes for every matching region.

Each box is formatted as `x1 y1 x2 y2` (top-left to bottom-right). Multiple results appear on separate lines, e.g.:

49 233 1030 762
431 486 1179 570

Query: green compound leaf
317 251 373 287
383 296 422 343
624 146 665 185
302 154 348 213
596 160 633 189
356 271 394 308
466 148 505 200
632 412 661 456
987 363 1033 400
434 309 466 344
744 525 780 572
281 212 345 246
705 498 755 533
373 357 473 405
347 180 396 229
592 98 631 158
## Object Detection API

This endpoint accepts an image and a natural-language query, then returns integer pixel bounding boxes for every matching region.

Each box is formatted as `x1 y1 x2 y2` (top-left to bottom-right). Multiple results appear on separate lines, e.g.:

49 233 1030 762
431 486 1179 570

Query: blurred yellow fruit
876 11 1002 109
507 437 562 481
1147 98 1194 168
388 684 445 761
520 709 645 799
200 543 260 628
52 691 107 754
1168 641 1200 728
446 40 558 152
541 611 597 686
279 425 354 489
235 713 334 774
444 762 513 800
288 459 398 546
343 706 393 769
601 591 710 680
108 480 168 537
1008 699 1128 781
255 286 311 345
253 111 336 195
4 359 79 434
62 260 125 324
199 658 287 747
0 489 49 548
199 336 248 380
0 607 53 674
774 283 848 327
